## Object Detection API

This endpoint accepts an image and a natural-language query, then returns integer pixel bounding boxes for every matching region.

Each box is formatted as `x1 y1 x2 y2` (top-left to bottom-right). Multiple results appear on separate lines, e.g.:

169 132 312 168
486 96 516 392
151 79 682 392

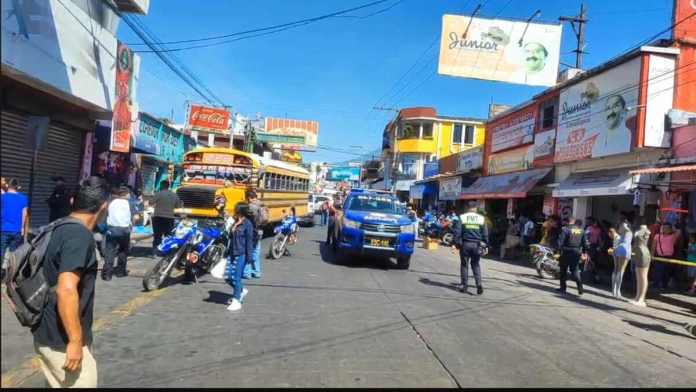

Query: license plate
369 238 391 247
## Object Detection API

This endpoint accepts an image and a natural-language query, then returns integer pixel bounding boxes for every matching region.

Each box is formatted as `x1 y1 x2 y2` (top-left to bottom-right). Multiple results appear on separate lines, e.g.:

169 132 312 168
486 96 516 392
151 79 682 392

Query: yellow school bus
175 147 309 223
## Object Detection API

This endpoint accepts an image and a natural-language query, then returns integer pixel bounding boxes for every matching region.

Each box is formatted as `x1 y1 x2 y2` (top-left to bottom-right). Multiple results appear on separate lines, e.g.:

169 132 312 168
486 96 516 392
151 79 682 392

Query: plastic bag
210 258 227 279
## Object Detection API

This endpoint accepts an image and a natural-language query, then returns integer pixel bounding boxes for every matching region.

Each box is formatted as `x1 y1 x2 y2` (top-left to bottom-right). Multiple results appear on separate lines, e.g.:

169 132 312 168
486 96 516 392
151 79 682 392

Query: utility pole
559 2 588 69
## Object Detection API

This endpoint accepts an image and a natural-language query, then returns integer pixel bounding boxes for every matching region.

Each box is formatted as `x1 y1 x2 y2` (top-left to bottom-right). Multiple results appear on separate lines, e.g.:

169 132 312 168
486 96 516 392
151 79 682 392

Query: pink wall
672 125 696 159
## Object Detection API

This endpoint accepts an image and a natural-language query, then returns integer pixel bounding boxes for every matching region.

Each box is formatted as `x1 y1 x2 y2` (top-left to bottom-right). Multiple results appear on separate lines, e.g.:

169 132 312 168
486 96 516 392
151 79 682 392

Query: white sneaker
241 288 249 302
227 298 242 312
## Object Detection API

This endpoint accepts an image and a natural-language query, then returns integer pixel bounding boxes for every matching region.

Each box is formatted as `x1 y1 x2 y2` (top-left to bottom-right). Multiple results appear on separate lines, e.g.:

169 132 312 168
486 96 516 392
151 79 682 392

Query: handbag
210 257 227 279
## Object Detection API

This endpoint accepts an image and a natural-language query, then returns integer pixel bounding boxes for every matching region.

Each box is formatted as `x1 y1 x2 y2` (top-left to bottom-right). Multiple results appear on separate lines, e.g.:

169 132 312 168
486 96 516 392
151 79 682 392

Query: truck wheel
396 256 411 270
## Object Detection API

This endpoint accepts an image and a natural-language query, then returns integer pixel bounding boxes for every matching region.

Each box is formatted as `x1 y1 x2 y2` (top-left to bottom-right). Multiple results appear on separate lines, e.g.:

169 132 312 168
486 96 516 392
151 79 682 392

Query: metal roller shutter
1 110 84 228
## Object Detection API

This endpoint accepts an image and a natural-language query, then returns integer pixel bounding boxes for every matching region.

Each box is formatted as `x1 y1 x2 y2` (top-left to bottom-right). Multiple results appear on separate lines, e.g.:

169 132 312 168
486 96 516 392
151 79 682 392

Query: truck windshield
348 195 403 214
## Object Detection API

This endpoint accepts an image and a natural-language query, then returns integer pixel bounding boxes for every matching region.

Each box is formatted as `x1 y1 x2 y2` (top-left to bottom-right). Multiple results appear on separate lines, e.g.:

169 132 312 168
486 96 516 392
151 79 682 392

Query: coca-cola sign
186 104 230 134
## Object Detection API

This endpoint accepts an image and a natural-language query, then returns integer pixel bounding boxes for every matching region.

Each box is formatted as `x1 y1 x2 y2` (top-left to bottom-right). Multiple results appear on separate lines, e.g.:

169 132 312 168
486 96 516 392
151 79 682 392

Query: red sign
673 0 696 41
110 42 134 153
187 105 230 134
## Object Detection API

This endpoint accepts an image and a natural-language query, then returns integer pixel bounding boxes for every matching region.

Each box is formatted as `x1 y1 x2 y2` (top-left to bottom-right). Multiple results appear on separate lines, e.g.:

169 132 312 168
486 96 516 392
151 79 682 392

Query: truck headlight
343 217 360 229
400 223 415 234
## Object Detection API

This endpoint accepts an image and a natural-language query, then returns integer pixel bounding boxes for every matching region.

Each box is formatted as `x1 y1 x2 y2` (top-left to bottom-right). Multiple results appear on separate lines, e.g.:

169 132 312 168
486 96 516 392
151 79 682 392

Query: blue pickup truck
336 189 415 269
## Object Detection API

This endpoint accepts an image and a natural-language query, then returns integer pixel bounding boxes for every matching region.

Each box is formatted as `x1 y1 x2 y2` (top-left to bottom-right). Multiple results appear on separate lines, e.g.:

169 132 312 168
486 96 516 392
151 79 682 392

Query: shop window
540 101 556 129
453 124 463 144
422 123 433 139
464 125 475 145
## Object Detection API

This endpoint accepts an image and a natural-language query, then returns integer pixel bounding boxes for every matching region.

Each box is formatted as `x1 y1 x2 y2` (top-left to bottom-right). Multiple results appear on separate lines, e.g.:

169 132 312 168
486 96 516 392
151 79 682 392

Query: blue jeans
244 241 261 278
1 232 22 268
225 254 247 300
321 211 328 226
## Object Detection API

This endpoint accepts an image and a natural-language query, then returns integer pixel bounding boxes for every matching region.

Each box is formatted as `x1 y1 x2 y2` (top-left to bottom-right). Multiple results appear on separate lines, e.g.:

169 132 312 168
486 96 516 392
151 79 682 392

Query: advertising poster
263 117 319 151
328 167 360 182
438 15 562 87
533 129 556 159
490 105 536 152
555 57 640 163
187 104 230 134
110 42 135 153
457 148 483 173
487 145 534 175
439 177 462 200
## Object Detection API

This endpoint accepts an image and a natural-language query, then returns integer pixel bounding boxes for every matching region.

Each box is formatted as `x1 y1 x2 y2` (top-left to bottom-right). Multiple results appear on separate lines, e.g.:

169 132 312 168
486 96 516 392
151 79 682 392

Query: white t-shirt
523 221 535 237
107 198 132 228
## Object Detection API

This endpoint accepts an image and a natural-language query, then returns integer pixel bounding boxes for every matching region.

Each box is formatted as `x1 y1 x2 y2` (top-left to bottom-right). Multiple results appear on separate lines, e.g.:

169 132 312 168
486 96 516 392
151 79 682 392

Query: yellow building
381 107 485 197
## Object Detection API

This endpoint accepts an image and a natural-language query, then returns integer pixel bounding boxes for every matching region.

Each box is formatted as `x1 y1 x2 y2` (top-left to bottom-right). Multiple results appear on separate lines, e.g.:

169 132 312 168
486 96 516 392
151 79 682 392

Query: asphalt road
2 223 696 387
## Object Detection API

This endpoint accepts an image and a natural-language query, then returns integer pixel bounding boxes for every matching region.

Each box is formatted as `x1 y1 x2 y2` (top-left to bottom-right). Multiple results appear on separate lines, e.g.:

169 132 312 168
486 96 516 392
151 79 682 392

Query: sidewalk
418 243 696 362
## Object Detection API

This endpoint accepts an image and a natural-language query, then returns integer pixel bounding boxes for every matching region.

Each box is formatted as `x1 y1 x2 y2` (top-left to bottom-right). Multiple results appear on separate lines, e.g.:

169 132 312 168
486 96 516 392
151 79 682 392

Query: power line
127 0 393 53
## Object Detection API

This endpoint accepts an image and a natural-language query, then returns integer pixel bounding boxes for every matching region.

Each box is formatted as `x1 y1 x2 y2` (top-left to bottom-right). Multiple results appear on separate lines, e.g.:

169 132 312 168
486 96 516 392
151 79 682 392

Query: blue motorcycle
268 215 299 260
142 217 231 291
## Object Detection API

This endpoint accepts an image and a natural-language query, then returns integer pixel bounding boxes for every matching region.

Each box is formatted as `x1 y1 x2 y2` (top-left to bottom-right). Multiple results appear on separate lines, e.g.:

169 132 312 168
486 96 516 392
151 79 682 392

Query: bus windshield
182 164 252 185
348 195 403 215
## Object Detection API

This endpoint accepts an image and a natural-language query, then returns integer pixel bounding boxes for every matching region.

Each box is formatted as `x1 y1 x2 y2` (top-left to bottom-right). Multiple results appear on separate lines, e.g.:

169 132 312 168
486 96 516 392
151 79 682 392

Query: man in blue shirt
1 179 29 274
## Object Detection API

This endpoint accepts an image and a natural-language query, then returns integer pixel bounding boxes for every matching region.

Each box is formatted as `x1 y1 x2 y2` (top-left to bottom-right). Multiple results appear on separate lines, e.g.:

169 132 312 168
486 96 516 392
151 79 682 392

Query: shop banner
423 161 439 178
552 170 633 198
111 42 135 153
555 57 640 163
186 104 230 134
328 167 360 182
490 105 536 152
488 145 534 175
533 129 556 159
410 184 425 199
457 148 483 173
460 168 550 199
264 117 319 151
439 177 462 200
133 114 161 155
438 15 562 87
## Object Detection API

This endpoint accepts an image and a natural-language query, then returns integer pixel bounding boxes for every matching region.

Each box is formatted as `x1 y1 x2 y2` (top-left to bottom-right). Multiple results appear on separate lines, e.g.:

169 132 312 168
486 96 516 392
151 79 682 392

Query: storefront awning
629 164 696 175
409 184 425 199
460 168 551 200
553 169 633 198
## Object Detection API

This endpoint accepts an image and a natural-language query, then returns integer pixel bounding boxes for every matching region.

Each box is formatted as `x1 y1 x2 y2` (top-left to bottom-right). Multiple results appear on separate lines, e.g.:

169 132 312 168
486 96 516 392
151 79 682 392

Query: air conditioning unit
557 68 584 83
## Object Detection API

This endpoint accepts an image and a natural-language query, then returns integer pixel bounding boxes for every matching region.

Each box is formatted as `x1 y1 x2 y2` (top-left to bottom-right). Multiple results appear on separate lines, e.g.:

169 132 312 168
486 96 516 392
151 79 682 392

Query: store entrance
591 195 635 227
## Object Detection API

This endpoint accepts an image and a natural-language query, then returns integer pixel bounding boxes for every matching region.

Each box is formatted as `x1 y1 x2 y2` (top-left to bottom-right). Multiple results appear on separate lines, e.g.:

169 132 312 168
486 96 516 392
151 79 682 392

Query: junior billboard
263 117 319 151
438 15 562 87
555 57 641 163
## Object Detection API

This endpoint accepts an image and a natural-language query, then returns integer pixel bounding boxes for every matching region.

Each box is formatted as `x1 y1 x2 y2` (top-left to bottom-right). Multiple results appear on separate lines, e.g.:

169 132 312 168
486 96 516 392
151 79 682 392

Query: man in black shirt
32 176 108 388
151 180 181 256
557 216 588 296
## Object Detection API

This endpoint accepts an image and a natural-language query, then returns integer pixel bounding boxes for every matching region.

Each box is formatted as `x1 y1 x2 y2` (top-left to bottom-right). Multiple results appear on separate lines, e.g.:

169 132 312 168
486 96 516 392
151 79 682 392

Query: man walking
151 180 181 256
33 176 108 388
1 179 28 278
452 201 489 295
557 216 588 296
102 186 132 281
243 190 267 279
46 176 71 223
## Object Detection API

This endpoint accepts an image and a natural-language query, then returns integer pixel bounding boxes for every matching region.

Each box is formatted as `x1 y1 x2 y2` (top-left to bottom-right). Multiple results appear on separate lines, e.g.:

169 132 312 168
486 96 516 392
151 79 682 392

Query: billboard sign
328 167 360 182
457 148 483 173
264 117 319 151
490 105 536 152
533 129 556 159
488 145 534 175
187 104 230 134
111 42 135 153
439 176 462 201
555 57 640 163
438 15 562 87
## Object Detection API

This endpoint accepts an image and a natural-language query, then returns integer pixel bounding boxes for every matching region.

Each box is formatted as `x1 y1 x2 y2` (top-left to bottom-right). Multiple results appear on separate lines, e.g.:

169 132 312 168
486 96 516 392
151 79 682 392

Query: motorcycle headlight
343 217 360 229
400 223 415 234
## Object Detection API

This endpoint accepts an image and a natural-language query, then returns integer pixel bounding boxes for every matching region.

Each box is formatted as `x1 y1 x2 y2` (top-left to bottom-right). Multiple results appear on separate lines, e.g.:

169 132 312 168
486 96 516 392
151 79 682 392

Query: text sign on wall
490 105 536 152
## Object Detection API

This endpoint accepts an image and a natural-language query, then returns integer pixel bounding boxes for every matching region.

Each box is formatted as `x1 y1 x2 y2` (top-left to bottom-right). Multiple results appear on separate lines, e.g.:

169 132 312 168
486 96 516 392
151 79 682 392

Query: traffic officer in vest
556 216 588 296
452 201 489 295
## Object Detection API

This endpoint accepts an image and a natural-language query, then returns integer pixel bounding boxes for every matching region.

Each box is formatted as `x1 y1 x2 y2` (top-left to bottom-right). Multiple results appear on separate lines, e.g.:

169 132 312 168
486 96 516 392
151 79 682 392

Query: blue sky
117 0 675 163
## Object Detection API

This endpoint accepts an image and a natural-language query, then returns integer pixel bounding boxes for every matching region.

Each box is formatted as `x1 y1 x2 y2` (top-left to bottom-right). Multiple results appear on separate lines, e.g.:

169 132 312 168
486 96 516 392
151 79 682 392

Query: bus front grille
177 187 217 209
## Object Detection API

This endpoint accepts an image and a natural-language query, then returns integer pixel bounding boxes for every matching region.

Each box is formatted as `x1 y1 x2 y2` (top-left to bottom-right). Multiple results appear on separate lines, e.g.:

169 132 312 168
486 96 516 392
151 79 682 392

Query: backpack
2 218 80 328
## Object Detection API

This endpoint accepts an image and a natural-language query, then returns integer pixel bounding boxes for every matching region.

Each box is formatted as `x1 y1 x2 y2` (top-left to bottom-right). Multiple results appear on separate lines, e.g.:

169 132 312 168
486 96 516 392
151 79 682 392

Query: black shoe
102 274 112 281
555 288 566 295
115 270 129 278
477 286 484 295
459 286 468 294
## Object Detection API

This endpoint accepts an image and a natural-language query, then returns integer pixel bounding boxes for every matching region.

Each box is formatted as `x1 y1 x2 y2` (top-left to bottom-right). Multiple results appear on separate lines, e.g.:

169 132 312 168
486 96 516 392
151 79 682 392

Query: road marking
1 288 168 388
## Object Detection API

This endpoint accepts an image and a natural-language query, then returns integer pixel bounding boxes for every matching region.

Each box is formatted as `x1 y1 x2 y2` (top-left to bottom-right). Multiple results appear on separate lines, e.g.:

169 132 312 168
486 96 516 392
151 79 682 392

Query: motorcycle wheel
535 259 556 279
143 249 181 291
204 244 226 273
270 233 286 259
441 232 454 246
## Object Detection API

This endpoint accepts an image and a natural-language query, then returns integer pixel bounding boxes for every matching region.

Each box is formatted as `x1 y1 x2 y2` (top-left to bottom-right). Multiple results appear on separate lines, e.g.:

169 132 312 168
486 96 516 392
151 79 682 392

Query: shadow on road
203 290 232 305
418 277 466 294
621 319 694 338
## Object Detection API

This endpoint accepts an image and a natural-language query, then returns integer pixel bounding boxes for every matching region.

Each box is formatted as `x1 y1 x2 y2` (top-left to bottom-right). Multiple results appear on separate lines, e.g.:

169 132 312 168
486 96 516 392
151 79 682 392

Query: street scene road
3 224 695 388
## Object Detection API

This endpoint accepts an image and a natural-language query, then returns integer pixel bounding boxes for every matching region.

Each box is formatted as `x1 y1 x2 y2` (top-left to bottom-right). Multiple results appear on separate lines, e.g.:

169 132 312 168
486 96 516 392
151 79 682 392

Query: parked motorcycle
142 217 231 291
423 218 455 246
529 244 560 279
268 215 299 260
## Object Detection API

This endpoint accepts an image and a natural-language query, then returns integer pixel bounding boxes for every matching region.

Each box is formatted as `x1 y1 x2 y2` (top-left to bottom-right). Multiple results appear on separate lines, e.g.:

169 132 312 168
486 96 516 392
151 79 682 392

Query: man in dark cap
47 176 71 222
